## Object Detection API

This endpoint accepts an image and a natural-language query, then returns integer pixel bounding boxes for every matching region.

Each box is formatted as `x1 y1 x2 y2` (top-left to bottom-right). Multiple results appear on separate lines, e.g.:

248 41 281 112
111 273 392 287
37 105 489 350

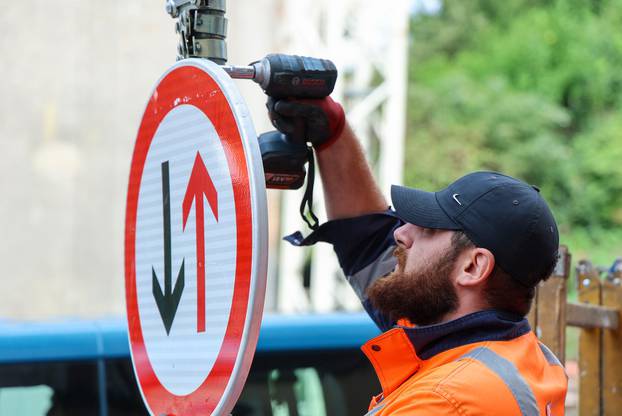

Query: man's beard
366 245 460 326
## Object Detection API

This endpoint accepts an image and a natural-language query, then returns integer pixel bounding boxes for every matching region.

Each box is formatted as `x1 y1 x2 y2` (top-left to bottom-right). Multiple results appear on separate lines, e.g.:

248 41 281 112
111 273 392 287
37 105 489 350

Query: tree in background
406 0 622 262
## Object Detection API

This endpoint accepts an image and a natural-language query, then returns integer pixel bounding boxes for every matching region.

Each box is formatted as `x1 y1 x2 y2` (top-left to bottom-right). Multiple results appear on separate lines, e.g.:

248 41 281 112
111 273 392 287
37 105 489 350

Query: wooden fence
528 246 622 416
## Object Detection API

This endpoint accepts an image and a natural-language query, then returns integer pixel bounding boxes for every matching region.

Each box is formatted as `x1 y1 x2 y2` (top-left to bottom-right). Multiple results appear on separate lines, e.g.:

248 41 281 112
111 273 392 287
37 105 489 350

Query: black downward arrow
152 161 185 335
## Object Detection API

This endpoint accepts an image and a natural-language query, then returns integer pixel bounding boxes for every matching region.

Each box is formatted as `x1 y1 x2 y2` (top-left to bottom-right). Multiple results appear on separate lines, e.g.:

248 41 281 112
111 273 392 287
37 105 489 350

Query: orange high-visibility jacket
361 315 567 415
287 211 568 415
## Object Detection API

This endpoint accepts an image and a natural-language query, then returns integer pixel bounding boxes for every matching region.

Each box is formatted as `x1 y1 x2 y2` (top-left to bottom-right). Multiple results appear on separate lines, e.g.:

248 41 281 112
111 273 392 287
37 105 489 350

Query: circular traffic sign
125 59 268 415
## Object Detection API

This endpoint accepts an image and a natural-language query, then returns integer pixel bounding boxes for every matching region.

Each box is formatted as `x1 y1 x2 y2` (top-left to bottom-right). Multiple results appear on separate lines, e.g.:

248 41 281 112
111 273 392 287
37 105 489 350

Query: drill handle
289 118 307 145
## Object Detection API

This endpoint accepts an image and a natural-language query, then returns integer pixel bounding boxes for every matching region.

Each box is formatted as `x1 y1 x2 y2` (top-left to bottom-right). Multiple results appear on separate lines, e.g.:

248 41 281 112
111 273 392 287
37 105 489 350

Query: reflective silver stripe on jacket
538 342 563 367
459 347 539 416
346 245 397 301
364 403 385 416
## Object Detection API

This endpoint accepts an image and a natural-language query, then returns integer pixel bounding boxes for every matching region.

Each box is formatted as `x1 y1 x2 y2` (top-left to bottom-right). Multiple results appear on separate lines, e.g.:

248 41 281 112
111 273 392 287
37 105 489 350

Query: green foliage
405 0 622 259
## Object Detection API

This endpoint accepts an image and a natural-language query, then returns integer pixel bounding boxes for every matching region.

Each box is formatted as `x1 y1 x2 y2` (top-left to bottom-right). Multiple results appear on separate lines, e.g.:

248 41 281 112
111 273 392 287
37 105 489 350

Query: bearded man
268 96 568 415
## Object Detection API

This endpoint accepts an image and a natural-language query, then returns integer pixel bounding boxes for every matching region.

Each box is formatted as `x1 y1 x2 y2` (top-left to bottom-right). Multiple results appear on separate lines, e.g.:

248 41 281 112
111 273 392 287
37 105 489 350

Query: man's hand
267 96 346 151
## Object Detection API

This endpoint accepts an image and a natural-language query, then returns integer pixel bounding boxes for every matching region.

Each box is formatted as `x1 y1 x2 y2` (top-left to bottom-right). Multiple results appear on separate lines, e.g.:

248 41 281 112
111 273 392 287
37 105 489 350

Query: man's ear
455 247 495 287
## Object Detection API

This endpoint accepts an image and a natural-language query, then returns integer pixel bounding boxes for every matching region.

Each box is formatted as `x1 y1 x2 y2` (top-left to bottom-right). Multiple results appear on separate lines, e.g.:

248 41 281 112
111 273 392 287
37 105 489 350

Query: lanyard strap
299 147 319 230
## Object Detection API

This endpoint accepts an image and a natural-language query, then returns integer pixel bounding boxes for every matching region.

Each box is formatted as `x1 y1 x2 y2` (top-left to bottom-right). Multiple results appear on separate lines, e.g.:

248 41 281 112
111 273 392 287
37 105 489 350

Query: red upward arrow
182 151 218 333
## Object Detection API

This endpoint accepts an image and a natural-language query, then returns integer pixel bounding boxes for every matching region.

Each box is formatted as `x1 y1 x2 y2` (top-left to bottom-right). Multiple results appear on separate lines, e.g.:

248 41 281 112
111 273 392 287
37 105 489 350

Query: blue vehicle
0 313 381 415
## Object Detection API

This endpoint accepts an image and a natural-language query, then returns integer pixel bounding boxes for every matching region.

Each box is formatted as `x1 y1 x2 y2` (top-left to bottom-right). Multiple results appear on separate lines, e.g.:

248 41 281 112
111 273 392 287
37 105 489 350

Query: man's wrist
314 99 346 152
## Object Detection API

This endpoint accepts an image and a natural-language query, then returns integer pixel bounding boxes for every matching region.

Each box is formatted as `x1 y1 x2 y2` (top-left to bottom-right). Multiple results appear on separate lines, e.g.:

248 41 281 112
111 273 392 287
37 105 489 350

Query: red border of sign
125 64 253 415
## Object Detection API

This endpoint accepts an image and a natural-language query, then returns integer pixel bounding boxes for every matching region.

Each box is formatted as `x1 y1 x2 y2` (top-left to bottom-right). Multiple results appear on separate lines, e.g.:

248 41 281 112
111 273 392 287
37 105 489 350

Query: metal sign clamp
167 0 228 63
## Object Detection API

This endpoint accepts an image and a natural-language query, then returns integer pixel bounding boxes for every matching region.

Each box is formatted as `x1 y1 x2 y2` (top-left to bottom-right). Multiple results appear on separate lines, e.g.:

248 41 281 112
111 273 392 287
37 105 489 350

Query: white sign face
125 59 268 415
135 104 237 395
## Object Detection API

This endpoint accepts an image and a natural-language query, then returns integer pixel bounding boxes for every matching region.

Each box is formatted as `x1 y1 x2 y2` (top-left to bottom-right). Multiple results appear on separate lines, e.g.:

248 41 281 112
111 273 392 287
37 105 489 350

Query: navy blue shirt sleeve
284 210 403 331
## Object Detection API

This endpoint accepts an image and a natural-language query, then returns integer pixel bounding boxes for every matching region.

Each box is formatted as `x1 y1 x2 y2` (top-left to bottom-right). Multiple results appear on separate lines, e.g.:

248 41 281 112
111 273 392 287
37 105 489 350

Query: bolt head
165 1 178 17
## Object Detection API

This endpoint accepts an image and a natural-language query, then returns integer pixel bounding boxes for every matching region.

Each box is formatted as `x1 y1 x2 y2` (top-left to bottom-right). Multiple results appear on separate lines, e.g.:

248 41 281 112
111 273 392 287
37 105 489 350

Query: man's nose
393 223 414 249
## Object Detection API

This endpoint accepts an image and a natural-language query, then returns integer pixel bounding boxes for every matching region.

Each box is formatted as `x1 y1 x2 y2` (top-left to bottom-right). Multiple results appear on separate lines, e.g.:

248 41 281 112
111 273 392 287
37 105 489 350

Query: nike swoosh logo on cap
452 193 463 206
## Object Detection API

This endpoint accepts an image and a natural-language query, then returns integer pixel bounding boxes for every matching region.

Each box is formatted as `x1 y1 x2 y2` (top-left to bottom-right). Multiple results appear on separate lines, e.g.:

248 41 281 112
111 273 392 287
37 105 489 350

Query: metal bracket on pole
166 0 228 64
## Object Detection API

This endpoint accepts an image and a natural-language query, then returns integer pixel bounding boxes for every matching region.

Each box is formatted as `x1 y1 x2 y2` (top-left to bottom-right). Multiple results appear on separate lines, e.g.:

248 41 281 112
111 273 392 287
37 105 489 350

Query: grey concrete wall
0 1 278 319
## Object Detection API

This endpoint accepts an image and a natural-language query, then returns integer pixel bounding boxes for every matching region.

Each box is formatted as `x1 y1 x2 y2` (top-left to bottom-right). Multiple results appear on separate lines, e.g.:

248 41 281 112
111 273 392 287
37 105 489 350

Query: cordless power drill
223 54 338 189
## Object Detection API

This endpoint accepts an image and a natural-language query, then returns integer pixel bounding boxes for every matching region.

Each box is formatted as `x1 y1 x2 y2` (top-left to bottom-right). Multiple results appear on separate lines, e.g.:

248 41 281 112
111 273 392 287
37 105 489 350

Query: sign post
125 58 268 415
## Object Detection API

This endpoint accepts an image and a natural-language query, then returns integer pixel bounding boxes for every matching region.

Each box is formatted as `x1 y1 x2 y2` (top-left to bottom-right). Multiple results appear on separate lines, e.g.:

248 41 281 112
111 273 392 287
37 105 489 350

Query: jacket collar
361 309 530 397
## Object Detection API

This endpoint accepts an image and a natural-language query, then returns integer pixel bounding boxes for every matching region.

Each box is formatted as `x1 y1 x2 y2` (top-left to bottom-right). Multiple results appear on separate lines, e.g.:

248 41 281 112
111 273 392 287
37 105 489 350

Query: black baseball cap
391 171 559 287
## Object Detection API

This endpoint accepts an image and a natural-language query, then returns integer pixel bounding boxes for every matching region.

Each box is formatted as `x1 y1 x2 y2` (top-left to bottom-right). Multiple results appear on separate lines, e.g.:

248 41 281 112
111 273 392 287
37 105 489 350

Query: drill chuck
221 61 269 83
